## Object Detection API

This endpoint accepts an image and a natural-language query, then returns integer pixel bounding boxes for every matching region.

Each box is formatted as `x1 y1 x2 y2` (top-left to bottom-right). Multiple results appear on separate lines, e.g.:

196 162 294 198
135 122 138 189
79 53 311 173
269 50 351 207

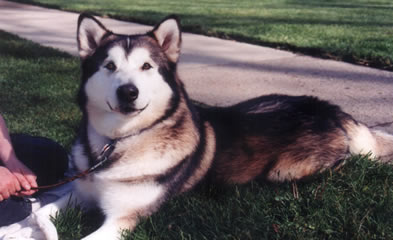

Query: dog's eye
105 62 117 72
141 62 152 71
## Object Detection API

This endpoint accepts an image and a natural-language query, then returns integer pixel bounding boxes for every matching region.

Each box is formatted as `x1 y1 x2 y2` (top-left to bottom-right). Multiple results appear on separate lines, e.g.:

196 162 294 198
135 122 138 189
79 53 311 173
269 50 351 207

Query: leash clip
88 143 116 173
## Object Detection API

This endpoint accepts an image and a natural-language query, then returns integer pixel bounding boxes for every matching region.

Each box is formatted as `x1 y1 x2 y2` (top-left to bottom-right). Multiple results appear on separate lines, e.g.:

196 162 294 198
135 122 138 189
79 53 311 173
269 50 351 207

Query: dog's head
77 14 182 139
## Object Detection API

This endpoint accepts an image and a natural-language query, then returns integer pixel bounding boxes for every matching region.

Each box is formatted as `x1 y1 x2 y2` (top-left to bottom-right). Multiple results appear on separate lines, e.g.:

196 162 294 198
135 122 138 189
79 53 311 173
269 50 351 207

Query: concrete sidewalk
0 0 392 133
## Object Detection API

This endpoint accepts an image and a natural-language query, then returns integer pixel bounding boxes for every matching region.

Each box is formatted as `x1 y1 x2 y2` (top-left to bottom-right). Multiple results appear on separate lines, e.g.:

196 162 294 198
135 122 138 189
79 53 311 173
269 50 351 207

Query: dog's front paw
0 213 58 240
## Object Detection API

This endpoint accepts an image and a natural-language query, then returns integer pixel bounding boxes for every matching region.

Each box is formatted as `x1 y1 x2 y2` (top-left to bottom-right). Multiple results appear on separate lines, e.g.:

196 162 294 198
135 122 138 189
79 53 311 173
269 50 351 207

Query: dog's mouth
106 101 149 115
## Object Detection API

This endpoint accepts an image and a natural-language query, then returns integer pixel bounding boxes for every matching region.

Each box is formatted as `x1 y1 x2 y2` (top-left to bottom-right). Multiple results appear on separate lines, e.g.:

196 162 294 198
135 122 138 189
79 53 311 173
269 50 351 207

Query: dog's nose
117 84 139 103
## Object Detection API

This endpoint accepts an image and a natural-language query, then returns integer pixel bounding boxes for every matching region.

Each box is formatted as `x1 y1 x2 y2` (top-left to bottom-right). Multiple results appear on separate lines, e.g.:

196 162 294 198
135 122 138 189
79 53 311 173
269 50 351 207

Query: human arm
0 115 37 199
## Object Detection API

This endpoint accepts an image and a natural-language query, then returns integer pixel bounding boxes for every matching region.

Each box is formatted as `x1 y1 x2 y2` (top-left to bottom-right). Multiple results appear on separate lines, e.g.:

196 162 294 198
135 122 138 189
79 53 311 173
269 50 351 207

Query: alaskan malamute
2 13 393 240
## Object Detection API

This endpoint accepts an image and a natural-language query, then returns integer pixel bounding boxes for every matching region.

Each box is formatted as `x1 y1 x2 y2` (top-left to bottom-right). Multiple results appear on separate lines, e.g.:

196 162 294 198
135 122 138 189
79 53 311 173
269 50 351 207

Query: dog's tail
345 121 393 162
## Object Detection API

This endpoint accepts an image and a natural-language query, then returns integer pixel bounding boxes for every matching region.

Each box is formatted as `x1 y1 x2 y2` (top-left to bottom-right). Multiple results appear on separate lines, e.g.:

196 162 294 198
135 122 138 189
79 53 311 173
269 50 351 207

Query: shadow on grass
288 0 393 10
0 30 80 146
0 31 72 59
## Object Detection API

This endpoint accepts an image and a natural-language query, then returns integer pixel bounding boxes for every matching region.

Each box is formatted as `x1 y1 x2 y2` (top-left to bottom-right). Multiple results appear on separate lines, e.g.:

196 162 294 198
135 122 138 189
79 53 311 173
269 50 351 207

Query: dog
1 13 393 240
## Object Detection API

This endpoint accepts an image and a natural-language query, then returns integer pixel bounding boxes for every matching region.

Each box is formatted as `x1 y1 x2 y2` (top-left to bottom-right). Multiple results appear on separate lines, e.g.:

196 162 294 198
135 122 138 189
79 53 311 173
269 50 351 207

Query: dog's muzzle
116 84 139 114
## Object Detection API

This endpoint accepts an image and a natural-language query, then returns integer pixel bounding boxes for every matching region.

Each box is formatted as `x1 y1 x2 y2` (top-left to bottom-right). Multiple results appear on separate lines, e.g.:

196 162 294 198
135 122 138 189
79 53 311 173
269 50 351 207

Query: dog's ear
150 15 181 63
77 13 111 59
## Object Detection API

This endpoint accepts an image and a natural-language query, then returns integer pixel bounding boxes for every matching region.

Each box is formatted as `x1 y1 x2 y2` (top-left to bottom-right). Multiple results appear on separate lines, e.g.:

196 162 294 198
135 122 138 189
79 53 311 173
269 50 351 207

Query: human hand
0 166 21 201
4 158 38 197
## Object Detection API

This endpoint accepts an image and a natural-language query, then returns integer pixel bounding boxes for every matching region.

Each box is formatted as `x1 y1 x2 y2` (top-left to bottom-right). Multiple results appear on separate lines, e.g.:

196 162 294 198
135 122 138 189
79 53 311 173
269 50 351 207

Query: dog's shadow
81 209 105 237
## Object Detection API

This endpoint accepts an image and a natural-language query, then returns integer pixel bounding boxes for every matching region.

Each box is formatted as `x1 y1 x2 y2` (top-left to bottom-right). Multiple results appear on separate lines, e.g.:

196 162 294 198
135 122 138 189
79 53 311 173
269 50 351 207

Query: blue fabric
0 197 32 226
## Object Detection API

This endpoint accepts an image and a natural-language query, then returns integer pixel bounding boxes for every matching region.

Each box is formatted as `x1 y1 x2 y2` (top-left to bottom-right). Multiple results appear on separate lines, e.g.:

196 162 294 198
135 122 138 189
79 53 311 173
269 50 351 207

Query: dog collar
87 141 116 173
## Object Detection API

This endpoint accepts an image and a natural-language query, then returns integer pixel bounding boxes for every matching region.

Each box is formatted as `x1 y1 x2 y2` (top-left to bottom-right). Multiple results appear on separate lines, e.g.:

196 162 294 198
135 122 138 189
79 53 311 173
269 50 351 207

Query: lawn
1 29 393 239
9 0 393 71
0 31 80 147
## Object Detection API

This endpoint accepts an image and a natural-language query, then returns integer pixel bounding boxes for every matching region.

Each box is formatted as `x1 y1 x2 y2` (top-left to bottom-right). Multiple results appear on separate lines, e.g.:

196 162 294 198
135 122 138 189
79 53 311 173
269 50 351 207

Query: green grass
0 31 80 148
1 30 393 239
9 0 393 71
56 155 393 240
